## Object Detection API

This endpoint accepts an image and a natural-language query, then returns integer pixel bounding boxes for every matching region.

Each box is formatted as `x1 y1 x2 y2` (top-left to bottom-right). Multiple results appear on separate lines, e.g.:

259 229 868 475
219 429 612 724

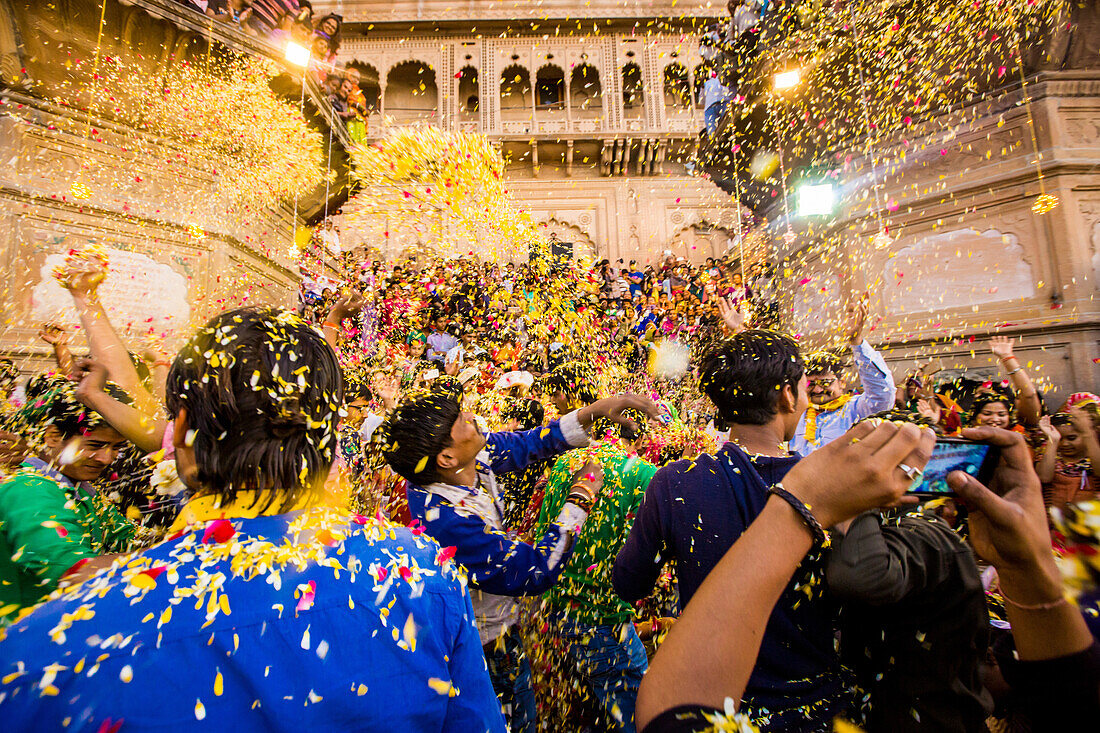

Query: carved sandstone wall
0 0 346 366
770 72 1100 404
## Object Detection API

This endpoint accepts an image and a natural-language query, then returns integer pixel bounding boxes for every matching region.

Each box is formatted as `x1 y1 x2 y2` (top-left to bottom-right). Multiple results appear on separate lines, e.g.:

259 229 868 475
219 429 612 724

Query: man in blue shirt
383 389 656 732
613 330 858 731
791 296 896 454
427 313 459 365
0 308 504 732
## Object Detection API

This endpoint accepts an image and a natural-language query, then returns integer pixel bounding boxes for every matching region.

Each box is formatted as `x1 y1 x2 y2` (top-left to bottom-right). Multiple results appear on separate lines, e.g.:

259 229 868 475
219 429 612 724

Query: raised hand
915 397 941 423
843 292 869 345
55 254 107 299
716 296 746 334
39 323 69 346
1037 415 1060 444
327 291 367 324
990 335 1016 362
71 357 109 403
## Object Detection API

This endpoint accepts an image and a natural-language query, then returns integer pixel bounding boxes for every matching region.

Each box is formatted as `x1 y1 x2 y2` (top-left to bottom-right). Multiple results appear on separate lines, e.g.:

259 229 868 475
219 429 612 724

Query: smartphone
906 438 1000 496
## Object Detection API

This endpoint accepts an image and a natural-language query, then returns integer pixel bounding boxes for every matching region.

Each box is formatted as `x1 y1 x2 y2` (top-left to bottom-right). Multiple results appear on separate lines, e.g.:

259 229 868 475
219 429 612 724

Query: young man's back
613 445 854 731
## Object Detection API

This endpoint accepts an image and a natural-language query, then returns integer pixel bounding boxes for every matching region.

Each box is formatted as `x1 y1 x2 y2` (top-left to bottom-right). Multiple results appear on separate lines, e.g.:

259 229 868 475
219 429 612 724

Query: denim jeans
553 615 649 733
704 100 728 135
484 626 537 733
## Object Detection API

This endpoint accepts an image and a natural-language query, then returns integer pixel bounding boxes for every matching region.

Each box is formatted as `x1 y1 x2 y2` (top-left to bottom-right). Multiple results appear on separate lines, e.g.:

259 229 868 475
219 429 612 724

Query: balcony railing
125 0 353 151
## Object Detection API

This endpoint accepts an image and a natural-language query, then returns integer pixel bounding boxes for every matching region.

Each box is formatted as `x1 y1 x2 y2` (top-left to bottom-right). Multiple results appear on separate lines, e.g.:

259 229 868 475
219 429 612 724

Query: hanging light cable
847 2 893 249
1012 31 1059 215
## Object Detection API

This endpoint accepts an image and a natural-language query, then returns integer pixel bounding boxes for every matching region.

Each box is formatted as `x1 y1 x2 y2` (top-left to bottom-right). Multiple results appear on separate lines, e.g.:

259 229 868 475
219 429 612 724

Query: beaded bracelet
768 483 827 546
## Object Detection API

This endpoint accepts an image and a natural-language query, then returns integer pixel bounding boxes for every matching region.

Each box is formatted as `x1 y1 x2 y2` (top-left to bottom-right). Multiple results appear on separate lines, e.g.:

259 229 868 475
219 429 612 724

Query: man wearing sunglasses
791 295 896 454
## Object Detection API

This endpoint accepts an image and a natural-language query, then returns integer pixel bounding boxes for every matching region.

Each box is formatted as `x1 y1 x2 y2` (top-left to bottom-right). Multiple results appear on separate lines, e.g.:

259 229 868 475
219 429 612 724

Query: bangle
153 360 171 368
567 489 595 513
1000 587 1067 611
768 483 827 546
322 321 340 329
1006 367 1022 376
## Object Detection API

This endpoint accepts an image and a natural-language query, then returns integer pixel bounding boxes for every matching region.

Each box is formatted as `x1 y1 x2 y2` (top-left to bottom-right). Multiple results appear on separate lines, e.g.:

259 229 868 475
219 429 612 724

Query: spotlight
797 182 835 216
285 41 310 68
773 68 801 91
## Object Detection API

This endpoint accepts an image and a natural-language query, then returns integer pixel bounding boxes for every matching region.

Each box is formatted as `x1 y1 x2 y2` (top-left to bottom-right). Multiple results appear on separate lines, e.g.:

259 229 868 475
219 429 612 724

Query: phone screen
908 440 994 495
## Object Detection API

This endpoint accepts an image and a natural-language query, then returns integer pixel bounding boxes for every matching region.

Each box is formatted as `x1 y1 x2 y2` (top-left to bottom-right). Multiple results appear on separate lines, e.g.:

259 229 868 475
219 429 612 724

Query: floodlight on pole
797 182 836 217
773 68 801 91
286 41 311 68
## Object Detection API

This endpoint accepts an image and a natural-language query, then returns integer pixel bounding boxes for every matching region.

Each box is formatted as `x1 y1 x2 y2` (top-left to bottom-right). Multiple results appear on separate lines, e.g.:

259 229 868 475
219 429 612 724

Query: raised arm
322 291 366 353
57 263 159 416
1035 416 1060 484
39 324 74 376
845 295 896 417
990 336 1041 428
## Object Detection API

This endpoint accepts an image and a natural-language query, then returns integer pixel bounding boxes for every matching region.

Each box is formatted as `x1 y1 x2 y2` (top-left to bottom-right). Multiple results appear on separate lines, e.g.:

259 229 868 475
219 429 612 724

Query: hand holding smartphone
906 438 1000 496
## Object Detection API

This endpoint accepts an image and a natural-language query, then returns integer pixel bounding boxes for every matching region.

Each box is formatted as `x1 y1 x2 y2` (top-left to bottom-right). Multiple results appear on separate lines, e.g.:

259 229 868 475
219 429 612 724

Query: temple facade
324 1 747 265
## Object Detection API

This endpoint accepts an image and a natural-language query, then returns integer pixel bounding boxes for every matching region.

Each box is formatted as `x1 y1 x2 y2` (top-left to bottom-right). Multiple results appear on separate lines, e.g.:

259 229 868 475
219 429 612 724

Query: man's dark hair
49 382 132 439
864 408 938 431
543 362 598 406
805 350 846 376
382 391 461 484
9 373 131 443
502 397 544 430
700 330 804 426
165 307 343 514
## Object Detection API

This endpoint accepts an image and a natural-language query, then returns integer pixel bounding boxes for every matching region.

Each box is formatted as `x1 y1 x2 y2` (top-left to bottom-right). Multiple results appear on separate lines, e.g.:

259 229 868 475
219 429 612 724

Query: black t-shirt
827 511 992 732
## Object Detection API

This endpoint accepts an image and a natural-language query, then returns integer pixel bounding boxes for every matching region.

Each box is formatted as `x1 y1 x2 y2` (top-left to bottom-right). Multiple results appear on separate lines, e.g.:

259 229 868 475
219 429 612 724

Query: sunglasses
807 377 836 389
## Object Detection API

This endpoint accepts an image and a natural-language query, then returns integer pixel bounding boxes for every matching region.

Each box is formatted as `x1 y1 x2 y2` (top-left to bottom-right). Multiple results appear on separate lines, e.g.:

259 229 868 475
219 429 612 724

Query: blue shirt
0 509 504 733
790 340 897 455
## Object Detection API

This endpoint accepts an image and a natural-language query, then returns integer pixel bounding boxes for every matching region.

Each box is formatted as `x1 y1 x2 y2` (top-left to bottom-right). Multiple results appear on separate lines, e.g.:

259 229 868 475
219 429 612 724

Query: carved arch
669 221 732 264
539 217 598 261
0 0 28 88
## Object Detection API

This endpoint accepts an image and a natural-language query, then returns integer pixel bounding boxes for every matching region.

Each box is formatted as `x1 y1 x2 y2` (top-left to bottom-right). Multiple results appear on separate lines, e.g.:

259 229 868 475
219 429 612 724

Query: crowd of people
0 243 1096 733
